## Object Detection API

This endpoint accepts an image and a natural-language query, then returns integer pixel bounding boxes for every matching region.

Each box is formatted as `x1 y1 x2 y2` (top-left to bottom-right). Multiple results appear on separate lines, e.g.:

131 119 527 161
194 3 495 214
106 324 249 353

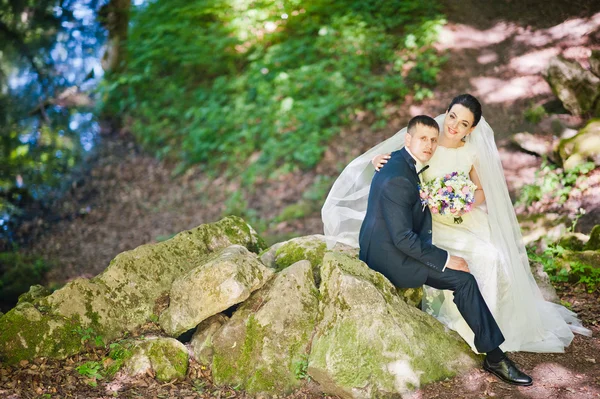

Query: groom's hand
447 256 470 273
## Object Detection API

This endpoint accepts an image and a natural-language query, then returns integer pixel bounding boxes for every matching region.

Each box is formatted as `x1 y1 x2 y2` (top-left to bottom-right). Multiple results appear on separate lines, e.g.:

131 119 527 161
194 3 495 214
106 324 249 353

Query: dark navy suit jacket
358 147 448 288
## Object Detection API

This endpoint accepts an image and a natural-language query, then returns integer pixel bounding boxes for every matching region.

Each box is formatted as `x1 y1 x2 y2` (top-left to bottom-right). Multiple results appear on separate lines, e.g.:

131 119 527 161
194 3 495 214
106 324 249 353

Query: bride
322 94 591 353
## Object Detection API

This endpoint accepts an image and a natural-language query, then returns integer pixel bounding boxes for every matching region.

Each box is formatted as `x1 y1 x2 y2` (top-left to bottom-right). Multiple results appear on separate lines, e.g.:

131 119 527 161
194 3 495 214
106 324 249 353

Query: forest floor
4 0 600 398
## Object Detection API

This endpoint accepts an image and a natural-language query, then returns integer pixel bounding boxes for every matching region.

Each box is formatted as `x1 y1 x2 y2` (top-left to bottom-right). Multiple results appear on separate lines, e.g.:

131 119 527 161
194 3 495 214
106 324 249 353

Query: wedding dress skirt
422 143 587 353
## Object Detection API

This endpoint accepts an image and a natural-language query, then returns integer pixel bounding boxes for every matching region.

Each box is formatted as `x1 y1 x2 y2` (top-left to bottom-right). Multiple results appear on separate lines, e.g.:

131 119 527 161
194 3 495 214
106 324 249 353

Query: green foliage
528 244 569 283
101 0 446 182
293 354 310 381
104 341 133 377
528 244 600 293
0 251 50 306
76 361 104 386
523 104 547 124
517 160 595 207
72 326 104 348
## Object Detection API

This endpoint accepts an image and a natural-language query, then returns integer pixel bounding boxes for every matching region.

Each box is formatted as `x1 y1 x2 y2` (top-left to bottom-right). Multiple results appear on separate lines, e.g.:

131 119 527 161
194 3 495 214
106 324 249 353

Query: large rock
159 245 273 337
0 216 265 364
590 49 600 78
212 260 319 395
544 56 600 116
261 235 328 271
308 253 478 399
190 314 229 365
17 284 52 305
123 337 189 382
557 233 588 251
557 119 600 169
584 225 600 251
555 250 600 286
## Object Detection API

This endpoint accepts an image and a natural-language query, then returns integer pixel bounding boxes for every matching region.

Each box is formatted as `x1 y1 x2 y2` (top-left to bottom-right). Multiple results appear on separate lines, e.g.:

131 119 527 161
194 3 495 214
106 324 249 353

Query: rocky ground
4 0 600 398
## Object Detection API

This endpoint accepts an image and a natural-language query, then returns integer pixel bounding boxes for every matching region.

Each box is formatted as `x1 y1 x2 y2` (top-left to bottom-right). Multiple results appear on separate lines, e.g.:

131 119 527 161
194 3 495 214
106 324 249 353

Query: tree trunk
100 0 131 73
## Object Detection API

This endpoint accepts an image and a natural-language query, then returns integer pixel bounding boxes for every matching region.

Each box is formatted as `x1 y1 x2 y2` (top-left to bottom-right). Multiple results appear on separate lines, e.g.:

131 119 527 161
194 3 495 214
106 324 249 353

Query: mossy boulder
557 233 588 251
190 314 229 365
544 56 600 116
270 235 329 272
308 253 478 398
212 260 319 395
557 119 600 170
0 302 84 364
124 337 189 382
584 225 600 251
17 284 52 305
160 245 273 337
590 49 600 78
0 216 265 364
555 250 600 286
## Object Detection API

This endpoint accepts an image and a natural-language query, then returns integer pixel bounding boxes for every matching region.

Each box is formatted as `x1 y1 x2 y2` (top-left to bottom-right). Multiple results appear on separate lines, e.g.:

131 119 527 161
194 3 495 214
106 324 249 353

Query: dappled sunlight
471 76 551 103
437 23 513 50
435 11 600 125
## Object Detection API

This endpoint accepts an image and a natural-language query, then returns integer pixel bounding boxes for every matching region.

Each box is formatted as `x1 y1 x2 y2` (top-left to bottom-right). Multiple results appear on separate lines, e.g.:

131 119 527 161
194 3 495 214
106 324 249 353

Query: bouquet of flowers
419 171 478 224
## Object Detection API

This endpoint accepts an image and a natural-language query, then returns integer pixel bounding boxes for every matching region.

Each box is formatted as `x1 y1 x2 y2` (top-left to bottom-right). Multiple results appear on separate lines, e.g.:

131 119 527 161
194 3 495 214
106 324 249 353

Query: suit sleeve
380 176 448 272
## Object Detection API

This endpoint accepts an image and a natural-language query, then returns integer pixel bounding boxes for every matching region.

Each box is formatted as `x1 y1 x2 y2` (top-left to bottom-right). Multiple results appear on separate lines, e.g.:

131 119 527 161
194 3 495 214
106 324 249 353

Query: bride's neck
439 134 463 148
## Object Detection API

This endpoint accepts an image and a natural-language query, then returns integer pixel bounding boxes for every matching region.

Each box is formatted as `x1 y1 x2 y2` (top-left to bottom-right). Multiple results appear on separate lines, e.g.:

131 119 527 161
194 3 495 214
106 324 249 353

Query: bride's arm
372 154 391 171
469 166 486 206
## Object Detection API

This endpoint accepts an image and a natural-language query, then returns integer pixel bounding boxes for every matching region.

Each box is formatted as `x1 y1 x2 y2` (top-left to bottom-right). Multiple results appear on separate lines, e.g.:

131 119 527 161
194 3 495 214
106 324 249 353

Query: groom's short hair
407 115 439 135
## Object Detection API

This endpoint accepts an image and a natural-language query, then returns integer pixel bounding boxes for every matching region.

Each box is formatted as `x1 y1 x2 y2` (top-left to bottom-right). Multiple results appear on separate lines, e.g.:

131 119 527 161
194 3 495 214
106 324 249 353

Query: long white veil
322 113 591 351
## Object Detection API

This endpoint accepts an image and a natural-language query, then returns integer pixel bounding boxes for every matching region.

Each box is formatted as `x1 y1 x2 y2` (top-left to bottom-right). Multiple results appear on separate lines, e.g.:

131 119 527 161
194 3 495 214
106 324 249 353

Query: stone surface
511 132 556 159
17 284 52 305
190 314 229 365
272 235 328 272
584 225 600 251
159 245 273 337
544 56 600 116
308 253 478 399
557 119 600 170
0 216 265 364
212 260 319 395
590 49 600 78
124 337 189 382
557 233 589 251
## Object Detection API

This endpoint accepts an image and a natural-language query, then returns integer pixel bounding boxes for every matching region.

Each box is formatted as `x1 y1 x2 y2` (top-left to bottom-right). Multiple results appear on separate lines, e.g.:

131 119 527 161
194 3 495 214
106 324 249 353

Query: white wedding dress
322 114 591 353
423 142 575 352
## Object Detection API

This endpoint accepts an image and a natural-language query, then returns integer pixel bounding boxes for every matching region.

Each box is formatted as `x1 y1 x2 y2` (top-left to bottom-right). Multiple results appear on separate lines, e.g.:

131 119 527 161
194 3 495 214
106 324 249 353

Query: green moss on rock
17 284 52 305
274 236 327 272
308 252 478 397
584 225 600 251
125 337 189 382
212 260 318 395
557 119 600 169
0 303 84 364
0 216 265 364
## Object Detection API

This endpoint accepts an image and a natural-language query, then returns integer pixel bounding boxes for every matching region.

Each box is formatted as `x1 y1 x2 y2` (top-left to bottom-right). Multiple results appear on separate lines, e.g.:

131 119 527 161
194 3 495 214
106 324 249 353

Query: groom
358 115 532 386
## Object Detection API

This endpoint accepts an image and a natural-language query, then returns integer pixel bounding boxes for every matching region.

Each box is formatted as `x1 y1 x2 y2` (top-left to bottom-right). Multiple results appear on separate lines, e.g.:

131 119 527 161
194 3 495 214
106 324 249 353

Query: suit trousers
424 267 505 354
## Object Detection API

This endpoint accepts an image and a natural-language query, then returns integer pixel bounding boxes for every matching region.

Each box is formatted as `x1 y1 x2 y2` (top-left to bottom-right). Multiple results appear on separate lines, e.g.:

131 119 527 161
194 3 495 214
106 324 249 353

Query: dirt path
7 2 600 398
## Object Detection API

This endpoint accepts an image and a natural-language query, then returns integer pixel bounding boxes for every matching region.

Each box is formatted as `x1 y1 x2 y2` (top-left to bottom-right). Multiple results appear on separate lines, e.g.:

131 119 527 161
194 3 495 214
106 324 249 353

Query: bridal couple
322 94 591 385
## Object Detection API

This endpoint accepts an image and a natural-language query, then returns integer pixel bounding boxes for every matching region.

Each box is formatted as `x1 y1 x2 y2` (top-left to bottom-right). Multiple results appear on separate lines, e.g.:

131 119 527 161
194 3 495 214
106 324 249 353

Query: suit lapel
399 147 419 182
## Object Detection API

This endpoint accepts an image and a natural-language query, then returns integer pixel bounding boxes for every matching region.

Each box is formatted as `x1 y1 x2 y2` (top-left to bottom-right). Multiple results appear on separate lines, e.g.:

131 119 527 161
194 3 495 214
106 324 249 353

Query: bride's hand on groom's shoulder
447 256 470 273
372 153 391 171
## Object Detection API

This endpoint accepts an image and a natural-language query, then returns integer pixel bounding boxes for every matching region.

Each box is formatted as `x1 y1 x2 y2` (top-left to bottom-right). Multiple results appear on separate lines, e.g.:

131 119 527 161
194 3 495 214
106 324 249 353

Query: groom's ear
405 132 412 146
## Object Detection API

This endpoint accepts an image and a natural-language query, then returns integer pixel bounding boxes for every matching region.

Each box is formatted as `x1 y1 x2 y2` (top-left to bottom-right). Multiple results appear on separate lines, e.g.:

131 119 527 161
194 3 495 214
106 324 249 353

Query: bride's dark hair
447 94 482 127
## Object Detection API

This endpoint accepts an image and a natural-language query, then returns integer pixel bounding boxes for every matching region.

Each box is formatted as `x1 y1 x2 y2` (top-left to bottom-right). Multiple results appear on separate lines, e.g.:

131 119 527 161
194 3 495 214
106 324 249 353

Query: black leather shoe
483 356 533 386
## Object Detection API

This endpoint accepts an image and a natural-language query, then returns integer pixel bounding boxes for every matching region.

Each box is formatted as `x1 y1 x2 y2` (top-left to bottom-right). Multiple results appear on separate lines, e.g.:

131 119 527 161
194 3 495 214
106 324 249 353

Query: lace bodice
423 141 476 182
